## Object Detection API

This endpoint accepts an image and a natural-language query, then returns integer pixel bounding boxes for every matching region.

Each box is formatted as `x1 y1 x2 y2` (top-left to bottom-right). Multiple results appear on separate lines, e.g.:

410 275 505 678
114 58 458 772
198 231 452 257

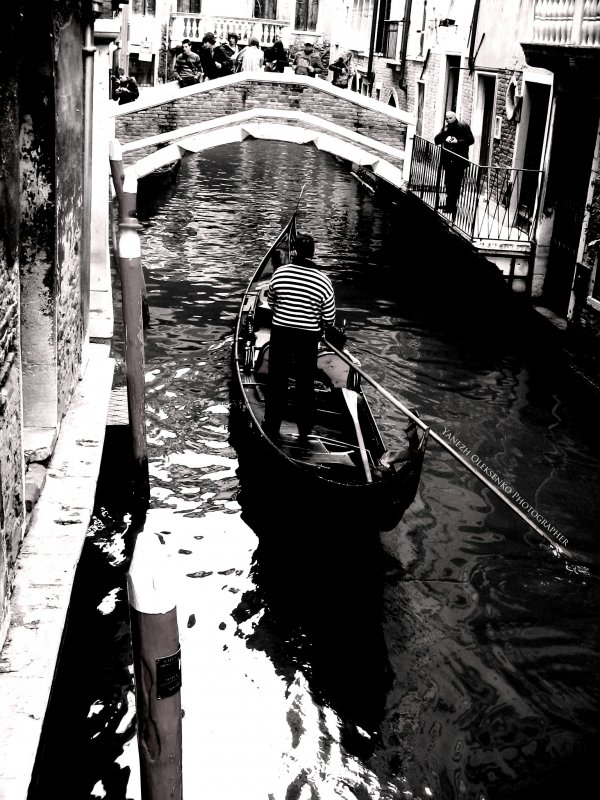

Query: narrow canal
33 140 600 800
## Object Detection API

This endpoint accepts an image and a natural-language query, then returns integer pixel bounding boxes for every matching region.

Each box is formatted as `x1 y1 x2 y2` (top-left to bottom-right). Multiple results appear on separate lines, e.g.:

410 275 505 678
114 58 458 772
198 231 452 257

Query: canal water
33 141 599 800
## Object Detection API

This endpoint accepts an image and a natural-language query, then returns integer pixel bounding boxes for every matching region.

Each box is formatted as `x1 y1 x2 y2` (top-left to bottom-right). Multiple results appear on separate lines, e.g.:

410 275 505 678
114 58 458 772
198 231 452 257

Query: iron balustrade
408 134 544 243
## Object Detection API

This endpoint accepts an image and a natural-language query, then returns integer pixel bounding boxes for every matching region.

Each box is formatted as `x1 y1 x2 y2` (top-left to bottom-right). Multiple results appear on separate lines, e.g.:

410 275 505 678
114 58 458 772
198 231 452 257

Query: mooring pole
127 532 183 800
118 173 150 505
110 140 149 327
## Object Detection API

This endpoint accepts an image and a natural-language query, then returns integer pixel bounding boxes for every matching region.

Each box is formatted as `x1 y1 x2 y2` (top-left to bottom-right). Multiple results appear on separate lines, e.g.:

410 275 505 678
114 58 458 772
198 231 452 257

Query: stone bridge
109 72 415 188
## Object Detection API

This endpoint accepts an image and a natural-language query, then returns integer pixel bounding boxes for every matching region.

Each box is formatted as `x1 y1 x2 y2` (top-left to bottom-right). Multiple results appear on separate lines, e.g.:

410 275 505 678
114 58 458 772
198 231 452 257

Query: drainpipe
419 0 427 57
398 0 413 89
81 1 102 342
468 0 481 73
367 0 380 96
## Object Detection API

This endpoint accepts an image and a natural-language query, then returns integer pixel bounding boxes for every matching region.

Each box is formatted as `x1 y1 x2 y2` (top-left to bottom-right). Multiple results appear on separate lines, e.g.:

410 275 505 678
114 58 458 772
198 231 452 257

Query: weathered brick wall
0 3 25 647
116 77 409 165
1 0 87 646
420 52 441 141
491 69 520 169
54 10 84 416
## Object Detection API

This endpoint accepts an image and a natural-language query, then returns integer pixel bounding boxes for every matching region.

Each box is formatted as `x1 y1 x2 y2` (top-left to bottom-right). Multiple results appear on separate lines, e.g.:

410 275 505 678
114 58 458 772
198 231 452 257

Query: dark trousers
265 326 321 436
442 164 466 212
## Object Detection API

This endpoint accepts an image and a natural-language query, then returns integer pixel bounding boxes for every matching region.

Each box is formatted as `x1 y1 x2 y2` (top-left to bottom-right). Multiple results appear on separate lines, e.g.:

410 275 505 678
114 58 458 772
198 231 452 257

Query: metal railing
170 13 288 47
408 135 544 243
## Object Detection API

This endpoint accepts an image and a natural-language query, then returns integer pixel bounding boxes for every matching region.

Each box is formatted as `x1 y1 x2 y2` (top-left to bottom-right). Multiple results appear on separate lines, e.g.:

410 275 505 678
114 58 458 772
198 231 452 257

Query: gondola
232 211 428 529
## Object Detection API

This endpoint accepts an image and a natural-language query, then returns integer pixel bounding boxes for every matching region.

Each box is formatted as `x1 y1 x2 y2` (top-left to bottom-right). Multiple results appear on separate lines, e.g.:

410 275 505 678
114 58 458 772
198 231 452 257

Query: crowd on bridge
172 34 353 89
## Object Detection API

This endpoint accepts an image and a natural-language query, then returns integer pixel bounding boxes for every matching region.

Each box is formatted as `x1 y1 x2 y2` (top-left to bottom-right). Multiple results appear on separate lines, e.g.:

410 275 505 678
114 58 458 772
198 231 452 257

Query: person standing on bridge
434 110 474 215
263 233 336 443
329 56 349 88
174 39 202 87
264 38 288 73
240 37 264 72
221 32 243 73
293 42 323 78
112 68 139 104
199 32 232 79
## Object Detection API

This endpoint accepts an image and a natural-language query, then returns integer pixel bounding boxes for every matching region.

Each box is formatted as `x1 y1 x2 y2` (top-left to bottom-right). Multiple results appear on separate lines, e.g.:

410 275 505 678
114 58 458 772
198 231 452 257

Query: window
254 1 277 19
416 81 425 136
295 0 319 31
177 1 201 12
375 0 392 53
132 0 156 15
129 53 155 86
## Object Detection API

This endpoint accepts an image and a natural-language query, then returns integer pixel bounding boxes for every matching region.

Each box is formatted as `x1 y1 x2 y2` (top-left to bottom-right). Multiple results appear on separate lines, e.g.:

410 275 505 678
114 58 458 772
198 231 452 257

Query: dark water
34 141 600 800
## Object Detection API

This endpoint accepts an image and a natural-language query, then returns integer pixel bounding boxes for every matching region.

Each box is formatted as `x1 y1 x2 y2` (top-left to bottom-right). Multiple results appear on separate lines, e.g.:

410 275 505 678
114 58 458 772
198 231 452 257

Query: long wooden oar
341 387 372 483
326 340 578 563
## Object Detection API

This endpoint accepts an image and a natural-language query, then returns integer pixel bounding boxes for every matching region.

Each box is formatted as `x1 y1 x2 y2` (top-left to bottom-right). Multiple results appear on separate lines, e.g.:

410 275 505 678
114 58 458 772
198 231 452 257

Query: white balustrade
170 13 287 47
531 0 600 46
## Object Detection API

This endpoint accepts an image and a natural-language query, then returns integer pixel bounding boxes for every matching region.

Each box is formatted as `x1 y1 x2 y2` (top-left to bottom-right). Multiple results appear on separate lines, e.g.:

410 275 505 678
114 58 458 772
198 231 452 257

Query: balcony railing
408 135 544 243
170 13 288 47
530 0 600 47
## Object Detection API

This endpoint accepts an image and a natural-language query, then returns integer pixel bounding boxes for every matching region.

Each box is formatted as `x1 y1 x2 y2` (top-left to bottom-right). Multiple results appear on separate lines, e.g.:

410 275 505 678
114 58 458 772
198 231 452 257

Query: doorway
444 55 460 113
518 82 551 221
474 73 496 166
542 91 599 315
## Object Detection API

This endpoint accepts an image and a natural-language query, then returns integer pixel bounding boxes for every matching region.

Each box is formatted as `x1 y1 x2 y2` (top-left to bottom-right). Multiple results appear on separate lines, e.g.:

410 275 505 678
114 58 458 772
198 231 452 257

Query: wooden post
110 140 150 327
109 138 125 205
127 533 183 800
119 173 150 505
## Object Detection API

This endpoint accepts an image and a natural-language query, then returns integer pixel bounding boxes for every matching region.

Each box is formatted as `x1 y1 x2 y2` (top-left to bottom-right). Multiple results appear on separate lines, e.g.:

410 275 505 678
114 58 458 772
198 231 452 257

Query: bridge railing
170 13 288 48
408 134 544 243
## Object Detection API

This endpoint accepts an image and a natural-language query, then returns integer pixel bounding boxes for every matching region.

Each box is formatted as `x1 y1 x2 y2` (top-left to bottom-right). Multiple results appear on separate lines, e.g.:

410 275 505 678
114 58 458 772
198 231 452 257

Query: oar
341 387 372 483
326 340 578 563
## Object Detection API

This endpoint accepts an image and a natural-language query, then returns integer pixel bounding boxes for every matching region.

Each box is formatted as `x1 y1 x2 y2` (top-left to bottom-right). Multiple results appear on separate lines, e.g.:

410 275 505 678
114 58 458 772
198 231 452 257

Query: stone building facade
0 0 108 648
329 0 600 349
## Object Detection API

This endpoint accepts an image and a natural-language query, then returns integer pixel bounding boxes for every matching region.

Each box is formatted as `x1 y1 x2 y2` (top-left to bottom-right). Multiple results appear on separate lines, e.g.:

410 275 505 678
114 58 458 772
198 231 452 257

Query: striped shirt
267 262 336 333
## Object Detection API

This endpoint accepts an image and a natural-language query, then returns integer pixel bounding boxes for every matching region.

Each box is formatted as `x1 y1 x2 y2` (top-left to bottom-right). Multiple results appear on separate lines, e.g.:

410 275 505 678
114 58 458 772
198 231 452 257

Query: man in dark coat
199 32 232 79
112 68 139 104
434 111 474 214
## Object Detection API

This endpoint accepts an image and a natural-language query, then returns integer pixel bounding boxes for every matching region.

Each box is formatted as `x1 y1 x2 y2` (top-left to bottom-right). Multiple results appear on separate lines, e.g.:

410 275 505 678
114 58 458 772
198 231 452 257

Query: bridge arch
111 72 415 188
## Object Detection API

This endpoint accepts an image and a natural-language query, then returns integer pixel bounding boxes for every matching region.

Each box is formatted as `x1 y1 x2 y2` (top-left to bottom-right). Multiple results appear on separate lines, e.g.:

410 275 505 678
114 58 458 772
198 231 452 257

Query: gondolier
264 233 336 442
232 207 426 528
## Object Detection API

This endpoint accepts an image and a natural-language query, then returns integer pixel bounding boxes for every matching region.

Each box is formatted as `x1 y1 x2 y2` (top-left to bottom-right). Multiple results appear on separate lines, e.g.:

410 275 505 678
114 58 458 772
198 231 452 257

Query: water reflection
234 444 392 757
137 140 600 799
36 139 600 800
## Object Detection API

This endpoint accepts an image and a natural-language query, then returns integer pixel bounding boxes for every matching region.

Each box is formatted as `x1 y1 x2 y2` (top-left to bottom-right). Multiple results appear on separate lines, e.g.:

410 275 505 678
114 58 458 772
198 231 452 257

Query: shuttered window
295 0 319 31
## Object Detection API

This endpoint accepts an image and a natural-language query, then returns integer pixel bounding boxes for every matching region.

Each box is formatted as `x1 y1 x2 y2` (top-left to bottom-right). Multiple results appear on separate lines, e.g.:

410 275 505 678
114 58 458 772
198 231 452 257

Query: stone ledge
0 346 115 799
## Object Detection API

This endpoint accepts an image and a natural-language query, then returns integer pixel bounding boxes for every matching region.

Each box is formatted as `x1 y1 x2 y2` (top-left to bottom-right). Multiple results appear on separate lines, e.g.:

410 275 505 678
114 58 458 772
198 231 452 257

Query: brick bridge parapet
111 73 414 173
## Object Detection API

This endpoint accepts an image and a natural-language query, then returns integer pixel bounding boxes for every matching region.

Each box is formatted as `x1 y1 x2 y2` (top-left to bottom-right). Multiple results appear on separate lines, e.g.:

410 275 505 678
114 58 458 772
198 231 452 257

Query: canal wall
1 3 117 797
113 73 413 167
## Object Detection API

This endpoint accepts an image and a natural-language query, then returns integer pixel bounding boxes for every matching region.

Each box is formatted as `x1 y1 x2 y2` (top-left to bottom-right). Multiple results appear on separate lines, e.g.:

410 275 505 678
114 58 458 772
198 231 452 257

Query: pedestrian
329 56 349 88
112 67 139 104
240 37 264 72
434 110 474 214
264 233 336 443
221 32 243 73
199 32 231 79
264 38 288 73
174 39 202 87
293 41 322 78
